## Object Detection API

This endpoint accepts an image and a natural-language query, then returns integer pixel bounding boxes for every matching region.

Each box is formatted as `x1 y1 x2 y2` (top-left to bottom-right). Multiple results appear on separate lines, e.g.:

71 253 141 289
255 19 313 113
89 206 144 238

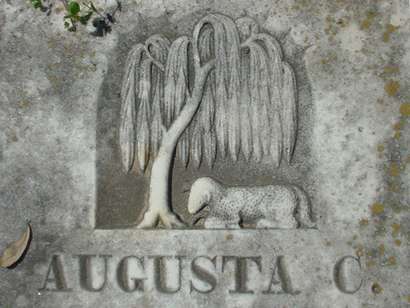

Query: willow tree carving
120 14 298 228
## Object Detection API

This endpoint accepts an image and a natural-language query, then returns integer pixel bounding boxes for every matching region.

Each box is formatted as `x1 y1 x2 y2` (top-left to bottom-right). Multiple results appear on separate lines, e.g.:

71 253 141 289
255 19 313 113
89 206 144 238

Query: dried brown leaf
0 224 31 268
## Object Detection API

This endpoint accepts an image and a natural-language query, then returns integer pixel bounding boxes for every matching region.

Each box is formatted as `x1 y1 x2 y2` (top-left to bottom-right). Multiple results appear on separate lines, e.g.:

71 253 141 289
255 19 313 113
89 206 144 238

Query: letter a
263 256 300 295
39 255 71 292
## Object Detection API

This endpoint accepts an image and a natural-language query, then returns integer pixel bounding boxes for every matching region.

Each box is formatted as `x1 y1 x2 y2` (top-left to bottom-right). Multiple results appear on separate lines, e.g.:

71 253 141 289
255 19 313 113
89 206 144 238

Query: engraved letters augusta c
119 13 314 229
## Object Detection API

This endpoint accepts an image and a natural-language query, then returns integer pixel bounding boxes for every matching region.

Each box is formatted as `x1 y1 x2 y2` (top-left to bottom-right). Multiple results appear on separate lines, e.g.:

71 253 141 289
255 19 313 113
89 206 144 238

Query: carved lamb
188 177 315 229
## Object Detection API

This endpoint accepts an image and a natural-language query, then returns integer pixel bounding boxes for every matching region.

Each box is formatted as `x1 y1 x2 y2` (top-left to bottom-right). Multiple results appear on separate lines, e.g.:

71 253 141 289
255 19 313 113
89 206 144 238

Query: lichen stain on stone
371 203 384 215
383 65 400 75
366 259 376 268
225 234 233 240
384 80 400 96
44 36 96 92
6 130 18 143
378 243 385 256
368 77 410 280
393 131 401 140
391 204 403 214
391 223 400 237
324 16 338 37
324 14 350 40
46 63 64 91
387 183 400 193
388 162 400 177
376 224 388 237
372 282 383 294
320 52 338 68
359 218 369 226
324 15 352 43
360 11 377 30
18 99 31 109
393 121 403 131
336 18 348 28
399 103 410 116
290 0 314 12
382 24 399 42
386 255 397 266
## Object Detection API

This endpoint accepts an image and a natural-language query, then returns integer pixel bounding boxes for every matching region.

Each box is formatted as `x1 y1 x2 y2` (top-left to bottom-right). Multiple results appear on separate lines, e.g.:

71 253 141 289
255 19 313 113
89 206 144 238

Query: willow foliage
120 13 298 173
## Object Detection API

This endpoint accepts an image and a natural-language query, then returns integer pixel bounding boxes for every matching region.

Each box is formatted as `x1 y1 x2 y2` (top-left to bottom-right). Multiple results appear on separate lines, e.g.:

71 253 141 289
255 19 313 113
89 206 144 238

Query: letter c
333 255 362 294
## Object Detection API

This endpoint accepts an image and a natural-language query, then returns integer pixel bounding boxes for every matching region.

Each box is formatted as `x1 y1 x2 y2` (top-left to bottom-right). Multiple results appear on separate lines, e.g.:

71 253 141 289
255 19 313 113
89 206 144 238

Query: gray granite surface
0 0 409 307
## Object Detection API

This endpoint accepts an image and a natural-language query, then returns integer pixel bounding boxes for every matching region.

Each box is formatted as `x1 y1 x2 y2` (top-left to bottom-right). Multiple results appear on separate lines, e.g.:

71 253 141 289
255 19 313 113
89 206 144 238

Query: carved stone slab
0 0 409 307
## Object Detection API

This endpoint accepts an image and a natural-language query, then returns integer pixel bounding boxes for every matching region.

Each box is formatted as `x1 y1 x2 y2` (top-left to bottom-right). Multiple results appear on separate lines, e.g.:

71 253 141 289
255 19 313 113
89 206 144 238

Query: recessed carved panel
96 12 314 229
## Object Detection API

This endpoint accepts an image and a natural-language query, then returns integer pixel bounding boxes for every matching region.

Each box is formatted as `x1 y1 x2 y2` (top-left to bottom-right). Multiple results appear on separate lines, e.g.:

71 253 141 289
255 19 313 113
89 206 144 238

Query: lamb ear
207 177 224 195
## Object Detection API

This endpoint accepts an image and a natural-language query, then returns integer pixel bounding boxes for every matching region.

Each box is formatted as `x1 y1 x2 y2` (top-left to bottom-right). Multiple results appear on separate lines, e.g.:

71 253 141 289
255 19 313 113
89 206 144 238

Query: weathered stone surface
0 0 409 307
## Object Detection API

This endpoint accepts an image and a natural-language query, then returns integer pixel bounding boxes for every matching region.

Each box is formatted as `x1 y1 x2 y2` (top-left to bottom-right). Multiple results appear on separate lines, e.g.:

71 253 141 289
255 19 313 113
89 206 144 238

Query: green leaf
67 1 81 15
31 0 42 9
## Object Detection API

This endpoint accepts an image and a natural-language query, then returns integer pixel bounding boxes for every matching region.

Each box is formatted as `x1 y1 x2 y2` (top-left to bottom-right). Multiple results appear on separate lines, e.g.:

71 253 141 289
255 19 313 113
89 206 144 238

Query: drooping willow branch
120 13 298 173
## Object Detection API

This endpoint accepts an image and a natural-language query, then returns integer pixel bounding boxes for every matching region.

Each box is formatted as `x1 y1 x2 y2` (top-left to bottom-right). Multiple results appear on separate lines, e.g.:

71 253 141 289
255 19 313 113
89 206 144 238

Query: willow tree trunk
137 62 214 228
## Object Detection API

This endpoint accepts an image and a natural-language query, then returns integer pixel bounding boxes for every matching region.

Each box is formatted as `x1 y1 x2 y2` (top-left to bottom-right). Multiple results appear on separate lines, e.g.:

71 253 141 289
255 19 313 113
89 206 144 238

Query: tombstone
0 1 409 307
